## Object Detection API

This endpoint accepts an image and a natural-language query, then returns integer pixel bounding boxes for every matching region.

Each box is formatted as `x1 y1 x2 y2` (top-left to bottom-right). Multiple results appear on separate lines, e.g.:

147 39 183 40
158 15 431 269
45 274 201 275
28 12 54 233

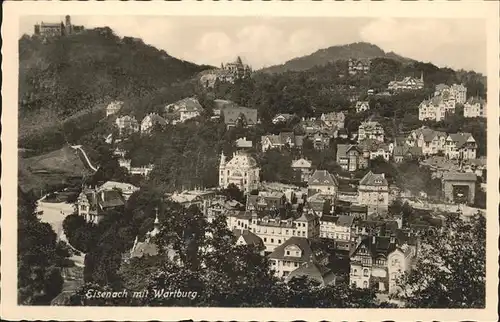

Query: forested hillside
259 42 414 74
18 27 211 148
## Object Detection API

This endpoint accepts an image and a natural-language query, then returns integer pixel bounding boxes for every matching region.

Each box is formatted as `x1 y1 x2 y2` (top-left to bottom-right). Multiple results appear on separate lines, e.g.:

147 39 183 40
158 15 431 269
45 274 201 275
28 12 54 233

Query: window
363 281 368 288
286 250 290 256
264 237 267 242
278 239 282 244
302 231 305 236
271 239 274 243
363 269 369 277
353 269 358 276
294 262 298 267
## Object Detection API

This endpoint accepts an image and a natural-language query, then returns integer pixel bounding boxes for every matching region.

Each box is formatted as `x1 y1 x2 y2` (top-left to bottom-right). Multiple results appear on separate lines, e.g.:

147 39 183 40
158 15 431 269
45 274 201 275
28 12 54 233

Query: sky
20 16 487 74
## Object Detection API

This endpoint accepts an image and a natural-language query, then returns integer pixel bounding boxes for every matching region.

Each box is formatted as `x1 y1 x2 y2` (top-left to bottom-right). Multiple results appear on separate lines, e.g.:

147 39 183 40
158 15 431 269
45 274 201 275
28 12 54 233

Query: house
212 99 238 118
349 234 417 294
130 164 154 177
291 158 313 182
464 97 486 118
388 73 424 91
246 191 287 211
219 151 260 193
357 121 385 142
348 58 371 75
334 203 368 220
406 127 447 156
445 133 477 160
393 145 423 163
319 215 355 251
272 113 295 124
308 170 339 198
300 117 328 134
463 157 487 179
268 237 329 278
222 106 258 128
235 137 253 149
140 113 167 133
206 199 243 222
320 111 345 129
358 139 391 161
336 144 368 172
227 210 253 231
115 115 139 136
250 212 319 252
165 97 203 123
358 171 389 215
355 101 370 113
77 188 125 224
97 181 139 201
306 131 332 150
233 228 264 250
106 101 123 117
418 96 456 122
434 83 467 104
285 261 337 287
261 132 304 152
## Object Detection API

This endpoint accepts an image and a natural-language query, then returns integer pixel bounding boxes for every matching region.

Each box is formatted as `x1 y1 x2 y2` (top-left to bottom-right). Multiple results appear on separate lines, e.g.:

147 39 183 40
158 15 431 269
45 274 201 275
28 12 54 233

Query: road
36 198 85 267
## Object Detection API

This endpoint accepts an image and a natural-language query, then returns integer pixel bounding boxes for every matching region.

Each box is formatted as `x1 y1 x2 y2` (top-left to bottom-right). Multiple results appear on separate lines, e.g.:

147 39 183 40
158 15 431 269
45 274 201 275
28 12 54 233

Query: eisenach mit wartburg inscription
17 15 487 308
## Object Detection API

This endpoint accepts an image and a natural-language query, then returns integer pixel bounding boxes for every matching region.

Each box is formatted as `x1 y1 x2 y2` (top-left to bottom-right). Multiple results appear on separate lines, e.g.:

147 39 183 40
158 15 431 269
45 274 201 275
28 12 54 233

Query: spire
420 71 424 82
151 207 160 237
220 151 226 167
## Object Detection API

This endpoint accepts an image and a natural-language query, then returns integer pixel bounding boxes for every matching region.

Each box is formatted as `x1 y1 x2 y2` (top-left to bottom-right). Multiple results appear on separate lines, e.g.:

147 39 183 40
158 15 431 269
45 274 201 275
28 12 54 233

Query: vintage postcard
2 0 499 321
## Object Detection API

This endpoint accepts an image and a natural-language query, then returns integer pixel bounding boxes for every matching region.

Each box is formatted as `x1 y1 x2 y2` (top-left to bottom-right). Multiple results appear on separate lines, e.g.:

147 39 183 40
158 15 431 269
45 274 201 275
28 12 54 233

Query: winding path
70 145 99 172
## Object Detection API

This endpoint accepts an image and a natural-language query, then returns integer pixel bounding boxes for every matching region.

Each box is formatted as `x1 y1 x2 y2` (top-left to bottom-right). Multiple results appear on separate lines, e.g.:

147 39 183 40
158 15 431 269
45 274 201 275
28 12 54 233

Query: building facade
219 151 260 193
358 171 389 215
358 121 385 142
445 133 477 160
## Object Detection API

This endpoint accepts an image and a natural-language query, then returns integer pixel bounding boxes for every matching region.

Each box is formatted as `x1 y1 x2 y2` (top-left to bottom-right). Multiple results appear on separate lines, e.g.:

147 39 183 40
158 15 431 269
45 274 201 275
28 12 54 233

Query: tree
395 212 486 308
18 189 70 304
220 183 246 204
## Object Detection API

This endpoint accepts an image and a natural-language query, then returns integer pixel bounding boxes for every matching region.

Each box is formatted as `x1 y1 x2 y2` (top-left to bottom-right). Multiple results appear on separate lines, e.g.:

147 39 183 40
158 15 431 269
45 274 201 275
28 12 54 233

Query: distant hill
259 42 415 74
18 27 211 140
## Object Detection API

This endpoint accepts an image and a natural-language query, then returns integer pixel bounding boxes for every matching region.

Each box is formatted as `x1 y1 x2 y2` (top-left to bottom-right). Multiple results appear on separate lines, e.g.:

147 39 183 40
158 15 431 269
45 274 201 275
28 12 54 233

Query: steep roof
308 170 339 186
320 215 339 223
359 171 388 186
336 215 354 227
233 229 263 246
447 133 474 148
225 151 258 168
291 158 312 169
336 144 360 158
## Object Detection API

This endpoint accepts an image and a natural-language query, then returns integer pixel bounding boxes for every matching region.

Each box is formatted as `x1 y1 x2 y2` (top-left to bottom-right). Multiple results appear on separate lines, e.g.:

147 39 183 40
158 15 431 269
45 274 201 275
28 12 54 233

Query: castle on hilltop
34 15 84 39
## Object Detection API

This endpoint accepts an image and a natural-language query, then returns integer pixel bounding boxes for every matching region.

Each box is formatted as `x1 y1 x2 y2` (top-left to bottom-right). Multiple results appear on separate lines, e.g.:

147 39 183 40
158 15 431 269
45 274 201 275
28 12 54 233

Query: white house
445 133 477 160
355 101 370 113
106 101 123 117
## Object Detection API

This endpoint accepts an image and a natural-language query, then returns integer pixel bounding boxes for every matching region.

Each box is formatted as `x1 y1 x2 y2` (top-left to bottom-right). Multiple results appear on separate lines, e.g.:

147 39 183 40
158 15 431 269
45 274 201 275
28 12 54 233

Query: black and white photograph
2 1 499 321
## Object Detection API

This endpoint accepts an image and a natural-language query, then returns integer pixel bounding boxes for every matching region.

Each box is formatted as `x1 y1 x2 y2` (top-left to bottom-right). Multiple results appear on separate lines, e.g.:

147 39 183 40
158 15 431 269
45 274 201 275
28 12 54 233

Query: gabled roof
336 144 360 158
286 261 335 286
393 144 423 157
447 133 474 148
170 97 203 112
358 139 388 152
233 229 264 246
291 158 312 169
268 237 320 262
308 170 338 186
336 215 354 227
320 215 339 223
359 171 388 186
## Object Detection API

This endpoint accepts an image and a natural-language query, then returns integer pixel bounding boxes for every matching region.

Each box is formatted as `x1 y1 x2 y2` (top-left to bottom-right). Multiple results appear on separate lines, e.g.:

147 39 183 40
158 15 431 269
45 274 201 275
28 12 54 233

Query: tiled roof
393 144 423 157
308 170 339 186
442 172 477 182
320 215 339 223
98 181 139 193
225 151 258 168
359 171 388 186
172 97 203 112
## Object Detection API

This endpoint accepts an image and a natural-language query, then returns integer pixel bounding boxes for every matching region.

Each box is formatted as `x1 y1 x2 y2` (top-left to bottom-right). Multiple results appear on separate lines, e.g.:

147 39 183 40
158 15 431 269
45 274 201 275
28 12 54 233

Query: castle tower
65 15 72 35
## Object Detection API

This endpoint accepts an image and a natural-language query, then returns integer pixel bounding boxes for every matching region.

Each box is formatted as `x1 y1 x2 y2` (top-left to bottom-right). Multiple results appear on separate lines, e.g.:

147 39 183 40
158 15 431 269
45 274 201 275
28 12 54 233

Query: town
17 18 487 308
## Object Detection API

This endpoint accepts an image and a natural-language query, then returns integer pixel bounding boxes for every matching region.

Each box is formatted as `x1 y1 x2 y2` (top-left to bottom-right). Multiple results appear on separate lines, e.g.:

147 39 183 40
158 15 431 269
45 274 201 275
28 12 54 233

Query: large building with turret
219 151 260 193
34 15 84 39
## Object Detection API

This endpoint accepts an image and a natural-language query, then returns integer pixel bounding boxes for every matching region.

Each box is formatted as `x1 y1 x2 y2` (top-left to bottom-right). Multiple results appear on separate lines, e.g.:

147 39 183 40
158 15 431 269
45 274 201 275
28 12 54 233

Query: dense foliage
395 212 486 308
18 189 72 304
